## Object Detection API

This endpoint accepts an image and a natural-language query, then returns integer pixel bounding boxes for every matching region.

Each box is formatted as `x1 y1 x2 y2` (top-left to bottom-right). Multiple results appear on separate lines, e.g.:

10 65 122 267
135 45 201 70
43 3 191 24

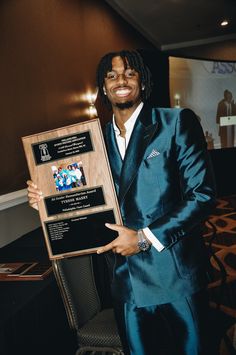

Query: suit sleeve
148 108 216 249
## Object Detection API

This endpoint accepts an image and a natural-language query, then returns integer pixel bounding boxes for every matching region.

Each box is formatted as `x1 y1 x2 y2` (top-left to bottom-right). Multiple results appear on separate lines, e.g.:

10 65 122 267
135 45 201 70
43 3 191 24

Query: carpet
204 195 236 354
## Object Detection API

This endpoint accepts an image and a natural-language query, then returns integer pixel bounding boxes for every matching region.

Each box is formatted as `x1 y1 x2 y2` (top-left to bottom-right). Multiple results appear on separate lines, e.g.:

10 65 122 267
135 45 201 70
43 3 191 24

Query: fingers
105 223 124 231
96 225 122 254
27 180 42 196
97 224 139 255
28 199 39 211
26 180 42 210
26 180 36 188
97 241 114 254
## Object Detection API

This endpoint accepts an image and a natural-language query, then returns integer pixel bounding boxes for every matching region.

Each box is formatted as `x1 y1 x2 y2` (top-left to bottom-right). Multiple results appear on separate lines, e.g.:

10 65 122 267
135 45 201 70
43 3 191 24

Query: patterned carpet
204 195 236 354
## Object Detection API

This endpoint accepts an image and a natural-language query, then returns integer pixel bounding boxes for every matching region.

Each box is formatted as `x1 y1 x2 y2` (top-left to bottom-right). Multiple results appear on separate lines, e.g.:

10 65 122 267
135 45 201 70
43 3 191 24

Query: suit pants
113 290 218 355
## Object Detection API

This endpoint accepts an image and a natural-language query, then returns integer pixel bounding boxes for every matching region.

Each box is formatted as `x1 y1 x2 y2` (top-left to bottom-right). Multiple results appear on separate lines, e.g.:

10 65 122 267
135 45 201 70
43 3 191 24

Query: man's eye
106 72 117 80
125 70 136 78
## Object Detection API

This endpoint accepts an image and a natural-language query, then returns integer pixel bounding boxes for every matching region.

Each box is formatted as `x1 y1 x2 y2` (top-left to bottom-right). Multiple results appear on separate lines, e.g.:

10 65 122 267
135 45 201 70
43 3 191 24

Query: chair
52 254 123 355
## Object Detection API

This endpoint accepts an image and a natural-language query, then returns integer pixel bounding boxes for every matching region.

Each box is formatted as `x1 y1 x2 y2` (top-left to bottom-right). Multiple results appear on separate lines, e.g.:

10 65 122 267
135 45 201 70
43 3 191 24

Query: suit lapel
119 106 159 204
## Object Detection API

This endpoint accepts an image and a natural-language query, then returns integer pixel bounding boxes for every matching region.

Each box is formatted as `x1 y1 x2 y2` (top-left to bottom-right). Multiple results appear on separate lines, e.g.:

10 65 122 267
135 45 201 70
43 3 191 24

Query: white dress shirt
225 101 232 116
112 102 164 252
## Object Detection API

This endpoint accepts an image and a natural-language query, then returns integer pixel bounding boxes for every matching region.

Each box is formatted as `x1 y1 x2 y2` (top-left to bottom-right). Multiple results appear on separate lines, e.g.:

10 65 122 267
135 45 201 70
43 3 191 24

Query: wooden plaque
22 119 122 259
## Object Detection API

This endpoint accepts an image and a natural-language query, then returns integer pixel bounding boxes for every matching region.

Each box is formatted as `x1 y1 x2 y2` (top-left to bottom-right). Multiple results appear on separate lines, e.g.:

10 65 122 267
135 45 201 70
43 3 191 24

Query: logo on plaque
39 143 51 162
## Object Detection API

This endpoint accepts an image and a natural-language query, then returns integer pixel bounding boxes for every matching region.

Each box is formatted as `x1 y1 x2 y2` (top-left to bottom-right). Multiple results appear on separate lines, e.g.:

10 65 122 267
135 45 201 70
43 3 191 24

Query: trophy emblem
39 143 51 162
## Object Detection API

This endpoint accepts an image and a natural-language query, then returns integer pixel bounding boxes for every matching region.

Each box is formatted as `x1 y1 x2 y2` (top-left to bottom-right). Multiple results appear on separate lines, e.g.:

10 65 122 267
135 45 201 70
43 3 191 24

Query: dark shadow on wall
138 48 170 108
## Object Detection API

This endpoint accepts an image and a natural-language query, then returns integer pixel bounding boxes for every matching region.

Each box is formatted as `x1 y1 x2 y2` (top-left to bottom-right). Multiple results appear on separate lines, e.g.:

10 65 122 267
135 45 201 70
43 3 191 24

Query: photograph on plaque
50 161 87 192
22 119 122 259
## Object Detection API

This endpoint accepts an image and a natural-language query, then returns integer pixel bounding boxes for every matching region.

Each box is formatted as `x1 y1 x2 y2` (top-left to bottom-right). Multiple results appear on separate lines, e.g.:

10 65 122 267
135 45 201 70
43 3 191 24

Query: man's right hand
26 180 43 211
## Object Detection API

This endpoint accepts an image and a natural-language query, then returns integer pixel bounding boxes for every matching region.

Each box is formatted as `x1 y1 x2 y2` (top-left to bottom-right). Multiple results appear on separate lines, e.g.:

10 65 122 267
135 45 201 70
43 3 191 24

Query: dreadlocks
96 50 153 109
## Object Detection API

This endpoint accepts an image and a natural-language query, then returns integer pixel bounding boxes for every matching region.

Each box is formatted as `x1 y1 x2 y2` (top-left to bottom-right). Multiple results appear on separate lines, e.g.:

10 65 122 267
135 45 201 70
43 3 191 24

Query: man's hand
26 180 43 211
97 223 140 256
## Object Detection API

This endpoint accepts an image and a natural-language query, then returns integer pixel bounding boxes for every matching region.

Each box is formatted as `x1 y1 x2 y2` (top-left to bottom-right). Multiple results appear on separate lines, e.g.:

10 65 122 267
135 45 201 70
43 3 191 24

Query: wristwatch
137 230 151 252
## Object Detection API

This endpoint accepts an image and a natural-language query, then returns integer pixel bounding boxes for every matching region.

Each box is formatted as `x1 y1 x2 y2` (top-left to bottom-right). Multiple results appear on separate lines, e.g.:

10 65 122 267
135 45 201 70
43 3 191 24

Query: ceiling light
221 20 229 27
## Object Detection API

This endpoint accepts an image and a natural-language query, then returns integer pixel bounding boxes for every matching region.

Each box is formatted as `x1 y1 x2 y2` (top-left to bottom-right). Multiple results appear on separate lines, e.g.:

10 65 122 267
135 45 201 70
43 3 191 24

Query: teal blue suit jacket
105 105 216 307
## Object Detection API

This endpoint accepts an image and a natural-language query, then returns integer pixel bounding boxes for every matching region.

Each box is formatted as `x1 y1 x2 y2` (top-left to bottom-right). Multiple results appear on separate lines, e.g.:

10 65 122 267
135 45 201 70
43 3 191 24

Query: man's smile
113 86 132 97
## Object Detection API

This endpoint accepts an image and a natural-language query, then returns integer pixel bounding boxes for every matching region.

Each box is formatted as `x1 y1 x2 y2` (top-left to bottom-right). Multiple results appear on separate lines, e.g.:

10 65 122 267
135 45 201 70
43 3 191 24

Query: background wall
1 0 235 197
1 0 236 247
0 0 157 246
0 202 40 247
0 0 154 196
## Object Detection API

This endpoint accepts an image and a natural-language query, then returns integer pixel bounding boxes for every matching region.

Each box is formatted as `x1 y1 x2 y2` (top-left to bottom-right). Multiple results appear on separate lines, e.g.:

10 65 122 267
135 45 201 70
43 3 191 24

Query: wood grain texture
22 119 122 259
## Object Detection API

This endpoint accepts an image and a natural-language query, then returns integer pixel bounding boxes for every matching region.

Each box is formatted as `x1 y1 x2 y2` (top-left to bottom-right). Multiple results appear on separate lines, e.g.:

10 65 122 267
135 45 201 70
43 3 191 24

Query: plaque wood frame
22 119 122 259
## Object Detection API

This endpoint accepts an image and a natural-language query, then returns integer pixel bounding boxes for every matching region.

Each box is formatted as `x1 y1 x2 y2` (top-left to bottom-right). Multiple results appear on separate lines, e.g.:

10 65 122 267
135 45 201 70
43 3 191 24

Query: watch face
138 240 150 252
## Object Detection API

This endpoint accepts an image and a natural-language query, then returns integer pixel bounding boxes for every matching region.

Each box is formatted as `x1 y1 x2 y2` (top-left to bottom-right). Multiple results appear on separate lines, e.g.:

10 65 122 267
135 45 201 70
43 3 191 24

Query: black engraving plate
45 209 117 255
32 131 93 165
44 187 105 216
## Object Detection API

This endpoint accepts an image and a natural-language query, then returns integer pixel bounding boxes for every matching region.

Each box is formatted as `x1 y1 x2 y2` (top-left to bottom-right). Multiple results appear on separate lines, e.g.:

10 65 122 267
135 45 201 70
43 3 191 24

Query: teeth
115 89 131 96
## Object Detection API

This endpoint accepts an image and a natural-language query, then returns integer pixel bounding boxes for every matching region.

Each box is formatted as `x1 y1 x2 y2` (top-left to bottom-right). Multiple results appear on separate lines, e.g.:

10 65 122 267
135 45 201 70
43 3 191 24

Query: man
216 89 236 148
27 50 216 355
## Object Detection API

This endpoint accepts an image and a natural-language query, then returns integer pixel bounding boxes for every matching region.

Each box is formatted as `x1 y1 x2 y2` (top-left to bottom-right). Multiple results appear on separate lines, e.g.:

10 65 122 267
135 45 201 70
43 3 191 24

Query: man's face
103 56 141 110
225 91 232 103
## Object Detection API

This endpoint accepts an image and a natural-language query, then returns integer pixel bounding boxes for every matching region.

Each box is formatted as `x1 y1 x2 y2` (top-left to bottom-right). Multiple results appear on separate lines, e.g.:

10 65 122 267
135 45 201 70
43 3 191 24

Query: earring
103 87 107 95
141 85 145 91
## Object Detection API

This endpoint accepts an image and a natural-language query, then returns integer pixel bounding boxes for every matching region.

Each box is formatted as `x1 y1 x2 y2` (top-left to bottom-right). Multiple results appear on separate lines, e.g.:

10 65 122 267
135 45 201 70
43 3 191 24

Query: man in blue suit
27 50 217 354
95 50 217 355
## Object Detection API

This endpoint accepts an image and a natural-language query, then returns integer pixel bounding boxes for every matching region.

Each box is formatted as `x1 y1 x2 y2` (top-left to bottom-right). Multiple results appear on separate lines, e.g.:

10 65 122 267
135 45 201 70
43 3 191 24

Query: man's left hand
97 223 140 256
